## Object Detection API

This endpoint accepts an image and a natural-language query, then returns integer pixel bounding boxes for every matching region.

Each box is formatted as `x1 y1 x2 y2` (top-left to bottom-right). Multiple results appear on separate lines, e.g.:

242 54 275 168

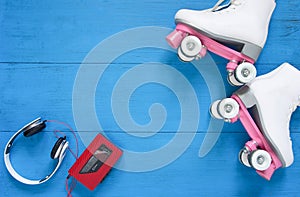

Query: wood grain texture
1 0 300 196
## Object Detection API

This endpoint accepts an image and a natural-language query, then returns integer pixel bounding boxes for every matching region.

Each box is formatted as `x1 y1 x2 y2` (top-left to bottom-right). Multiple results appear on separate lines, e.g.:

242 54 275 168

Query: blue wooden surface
1 0 300 196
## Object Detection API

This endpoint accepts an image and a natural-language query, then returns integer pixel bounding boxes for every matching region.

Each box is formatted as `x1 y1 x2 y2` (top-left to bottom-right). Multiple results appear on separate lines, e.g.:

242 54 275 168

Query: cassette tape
68 134 122 190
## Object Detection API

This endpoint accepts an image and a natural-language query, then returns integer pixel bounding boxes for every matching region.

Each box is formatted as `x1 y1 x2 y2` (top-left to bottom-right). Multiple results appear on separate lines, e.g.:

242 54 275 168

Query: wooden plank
0 1 299 64
1 63 299 133
1 132 300 196
1 0 300 196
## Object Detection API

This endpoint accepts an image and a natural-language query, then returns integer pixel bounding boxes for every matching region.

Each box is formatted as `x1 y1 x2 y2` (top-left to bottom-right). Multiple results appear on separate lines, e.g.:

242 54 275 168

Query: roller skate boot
210 63 300 180
166 0 276 85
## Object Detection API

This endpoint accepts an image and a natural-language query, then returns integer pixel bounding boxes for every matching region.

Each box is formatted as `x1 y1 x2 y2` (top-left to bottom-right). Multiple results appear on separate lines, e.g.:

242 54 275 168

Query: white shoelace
212 0 241 11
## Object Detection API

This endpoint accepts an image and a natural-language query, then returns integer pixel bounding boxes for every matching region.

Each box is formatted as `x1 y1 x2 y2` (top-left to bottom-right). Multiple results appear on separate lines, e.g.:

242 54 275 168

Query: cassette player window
80 144 112 174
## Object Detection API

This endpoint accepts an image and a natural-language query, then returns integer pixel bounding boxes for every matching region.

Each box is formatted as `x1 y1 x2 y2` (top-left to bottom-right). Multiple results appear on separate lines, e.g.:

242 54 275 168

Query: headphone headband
5 118 41 154
3 117 69 185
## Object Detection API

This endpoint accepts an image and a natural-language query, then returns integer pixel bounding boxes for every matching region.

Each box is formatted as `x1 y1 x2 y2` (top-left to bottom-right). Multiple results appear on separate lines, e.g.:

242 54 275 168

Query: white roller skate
166 0 276 86
210 63 300 180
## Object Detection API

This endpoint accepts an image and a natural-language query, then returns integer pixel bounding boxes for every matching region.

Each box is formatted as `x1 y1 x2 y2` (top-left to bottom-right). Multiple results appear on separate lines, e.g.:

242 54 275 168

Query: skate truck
210 63 300 180
166 0 276 86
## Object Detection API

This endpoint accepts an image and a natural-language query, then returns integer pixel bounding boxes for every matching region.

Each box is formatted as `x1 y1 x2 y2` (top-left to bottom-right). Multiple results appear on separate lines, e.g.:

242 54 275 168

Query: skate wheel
180 35 202 57
248 149 272 171
178 47 194 62
209 100 223 119
238 148 251 167
235 62 257 84
227 73 244 86
217 98 239 119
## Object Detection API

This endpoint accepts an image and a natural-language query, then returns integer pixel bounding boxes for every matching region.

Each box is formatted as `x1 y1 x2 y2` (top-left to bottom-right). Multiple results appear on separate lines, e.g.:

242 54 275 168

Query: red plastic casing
68 134 123 190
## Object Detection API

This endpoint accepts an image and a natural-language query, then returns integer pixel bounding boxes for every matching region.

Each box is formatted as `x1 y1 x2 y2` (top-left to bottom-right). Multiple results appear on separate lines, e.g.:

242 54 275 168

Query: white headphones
4 117 69 185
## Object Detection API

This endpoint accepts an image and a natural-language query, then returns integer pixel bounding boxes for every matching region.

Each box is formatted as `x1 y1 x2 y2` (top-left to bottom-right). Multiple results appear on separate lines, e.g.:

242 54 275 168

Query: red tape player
68 134 123 190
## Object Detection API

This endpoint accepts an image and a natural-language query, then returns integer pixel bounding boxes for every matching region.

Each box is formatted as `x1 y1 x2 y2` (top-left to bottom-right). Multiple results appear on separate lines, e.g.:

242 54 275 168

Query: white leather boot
211 63 300 179
175 0 276 61
235 63 300 168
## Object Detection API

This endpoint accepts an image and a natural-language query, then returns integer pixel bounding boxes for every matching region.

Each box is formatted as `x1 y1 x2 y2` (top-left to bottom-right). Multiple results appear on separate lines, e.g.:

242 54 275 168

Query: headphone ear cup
23 121 46 137
51 137 66 159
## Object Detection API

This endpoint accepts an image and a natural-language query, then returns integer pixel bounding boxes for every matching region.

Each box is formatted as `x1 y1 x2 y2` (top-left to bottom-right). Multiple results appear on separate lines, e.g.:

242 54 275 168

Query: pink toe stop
166 30 185 49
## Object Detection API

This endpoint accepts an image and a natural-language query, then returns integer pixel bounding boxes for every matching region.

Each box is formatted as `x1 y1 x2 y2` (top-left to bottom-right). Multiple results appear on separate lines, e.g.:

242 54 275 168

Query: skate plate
230 95 282 180
166 23 255 71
